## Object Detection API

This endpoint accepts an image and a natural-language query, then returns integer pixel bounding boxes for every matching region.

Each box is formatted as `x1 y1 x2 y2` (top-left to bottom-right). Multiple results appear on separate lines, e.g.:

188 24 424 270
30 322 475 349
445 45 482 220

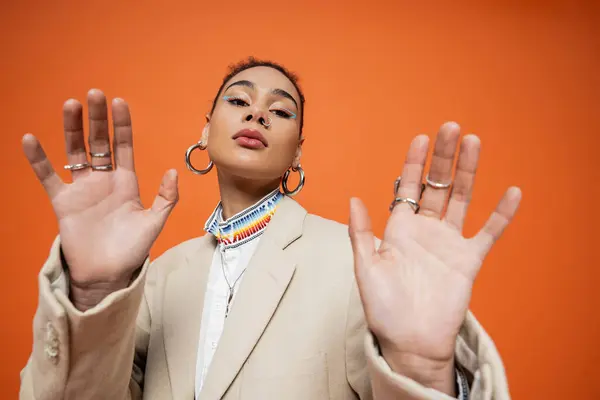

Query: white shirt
194 239 259 398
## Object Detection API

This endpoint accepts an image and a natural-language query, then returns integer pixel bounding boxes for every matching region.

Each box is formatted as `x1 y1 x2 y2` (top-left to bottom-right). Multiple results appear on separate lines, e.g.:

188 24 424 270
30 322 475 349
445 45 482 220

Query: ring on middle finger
91 164 113 171
89 151 112 158
425 175 452 189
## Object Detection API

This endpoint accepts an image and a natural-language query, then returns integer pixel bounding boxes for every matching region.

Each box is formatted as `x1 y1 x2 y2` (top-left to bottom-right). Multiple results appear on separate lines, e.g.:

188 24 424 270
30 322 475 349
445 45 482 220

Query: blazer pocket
241 353 330 400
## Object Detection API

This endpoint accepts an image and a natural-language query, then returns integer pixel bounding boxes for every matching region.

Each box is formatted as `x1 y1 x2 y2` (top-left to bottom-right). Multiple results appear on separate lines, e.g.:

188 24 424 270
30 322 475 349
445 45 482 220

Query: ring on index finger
394 177 426 199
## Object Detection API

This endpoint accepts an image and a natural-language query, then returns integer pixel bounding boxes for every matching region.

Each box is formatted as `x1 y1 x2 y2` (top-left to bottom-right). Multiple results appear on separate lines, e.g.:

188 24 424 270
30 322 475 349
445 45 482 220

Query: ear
200 122 210 148
291 137 304 169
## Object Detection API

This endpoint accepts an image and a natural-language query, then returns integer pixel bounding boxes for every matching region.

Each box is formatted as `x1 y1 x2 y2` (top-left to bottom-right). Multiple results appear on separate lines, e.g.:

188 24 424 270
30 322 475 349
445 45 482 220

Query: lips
232 129 269 148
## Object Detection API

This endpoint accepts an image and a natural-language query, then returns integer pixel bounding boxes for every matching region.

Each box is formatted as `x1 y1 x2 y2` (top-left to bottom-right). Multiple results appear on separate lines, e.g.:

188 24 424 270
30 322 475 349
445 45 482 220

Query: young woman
19 58 520 400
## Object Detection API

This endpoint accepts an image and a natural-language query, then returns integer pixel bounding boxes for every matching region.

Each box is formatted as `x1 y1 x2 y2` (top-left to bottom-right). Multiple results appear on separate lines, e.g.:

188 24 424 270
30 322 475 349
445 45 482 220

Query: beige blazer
19 196 510 400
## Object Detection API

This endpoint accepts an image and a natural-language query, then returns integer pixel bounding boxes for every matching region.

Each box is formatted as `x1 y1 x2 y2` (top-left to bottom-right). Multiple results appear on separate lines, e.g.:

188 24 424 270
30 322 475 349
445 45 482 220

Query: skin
21 66 521 397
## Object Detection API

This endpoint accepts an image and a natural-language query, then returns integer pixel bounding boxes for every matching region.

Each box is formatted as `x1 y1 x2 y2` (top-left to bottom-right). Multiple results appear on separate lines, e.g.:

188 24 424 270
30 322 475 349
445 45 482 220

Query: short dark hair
210 57 306 136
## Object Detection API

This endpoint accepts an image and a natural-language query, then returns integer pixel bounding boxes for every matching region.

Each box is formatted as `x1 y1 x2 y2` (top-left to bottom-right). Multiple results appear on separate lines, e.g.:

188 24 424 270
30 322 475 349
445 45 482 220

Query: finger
87 89 113 170
63 99 90 180
22 134 65 198
419 122 461 219
348 197 378 277
393 135 429 214
473 187 522 257
112 98 135 171
151 169 179 217
444 135 481 230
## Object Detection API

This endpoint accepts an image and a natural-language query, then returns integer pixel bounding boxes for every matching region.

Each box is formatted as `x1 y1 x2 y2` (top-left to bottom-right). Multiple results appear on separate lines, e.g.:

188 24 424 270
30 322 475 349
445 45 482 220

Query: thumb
348 197 377 278
151 169 179 216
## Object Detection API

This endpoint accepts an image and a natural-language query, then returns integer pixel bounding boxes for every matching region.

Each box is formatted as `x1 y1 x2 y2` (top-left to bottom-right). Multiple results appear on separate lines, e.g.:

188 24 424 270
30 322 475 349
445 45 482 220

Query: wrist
69 277 132 311
379 344 456 396
59 245 138 311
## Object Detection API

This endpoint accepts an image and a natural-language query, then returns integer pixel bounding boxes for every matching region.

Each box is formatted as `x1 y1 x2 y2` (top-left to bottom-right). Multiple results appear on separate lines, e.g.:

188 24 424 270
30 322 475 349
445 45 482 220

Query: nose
243 108 272 129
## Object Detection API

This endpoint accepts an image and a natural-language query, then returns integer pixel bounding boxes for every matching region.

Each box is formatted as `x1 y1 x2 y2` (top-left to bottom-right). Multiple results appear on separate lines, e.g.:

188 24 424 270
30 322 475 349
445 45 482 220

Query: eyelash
223 96 297 120
223 95 248 107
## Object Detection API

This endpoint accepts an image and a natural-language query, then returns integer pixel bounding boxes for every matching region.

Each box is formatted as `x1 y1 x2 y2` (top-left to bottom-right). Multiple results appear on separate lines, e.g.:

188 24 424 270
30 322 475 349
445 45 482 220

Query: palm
52 166 140 221
55 170 152 283
22 89 178 285
362 213 477 361
349 122 521 364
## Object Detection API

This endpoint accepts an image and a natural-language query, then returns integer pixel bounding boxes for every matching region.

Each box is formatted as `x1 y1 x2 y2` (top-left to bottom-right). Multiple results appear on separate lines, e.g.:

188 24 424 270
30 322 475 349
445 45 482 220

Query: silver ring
389 197 420 213
63 162 90 171
89 151 111 158
91 164 113 171
425 175 452 189
262 117 272 128
394 177 401 195
394 177 426 199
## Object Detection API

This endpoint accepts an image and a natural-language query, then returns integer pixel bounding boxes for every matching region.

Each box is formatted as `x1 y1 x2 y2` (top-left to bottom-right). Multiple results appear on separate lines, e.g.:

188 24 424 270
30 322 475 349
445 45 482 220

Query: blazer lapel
162 234 216 400
198 196 307 400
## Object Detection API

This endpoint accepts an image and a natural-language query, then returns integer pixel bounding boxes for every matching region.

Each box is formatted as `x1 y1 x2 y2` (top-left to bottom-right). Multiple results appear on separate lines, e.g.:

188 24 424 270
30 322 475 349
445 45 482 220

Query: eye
223 95 248 107
270 108 297 119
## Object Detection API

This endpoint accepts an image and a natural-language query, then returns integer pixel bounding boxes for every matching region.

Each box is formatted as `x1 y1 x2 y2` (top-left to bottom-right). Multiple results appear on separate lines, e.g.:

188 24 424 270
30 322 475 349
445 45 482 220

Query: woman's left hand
348 122 521 392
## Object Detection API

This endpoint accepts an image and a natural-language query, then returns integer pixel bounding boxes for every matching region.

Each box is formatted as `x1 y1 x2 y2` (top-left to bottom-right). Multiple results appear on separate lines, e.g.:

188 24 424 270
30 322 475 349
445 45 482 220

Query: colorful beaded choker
204 189 283 249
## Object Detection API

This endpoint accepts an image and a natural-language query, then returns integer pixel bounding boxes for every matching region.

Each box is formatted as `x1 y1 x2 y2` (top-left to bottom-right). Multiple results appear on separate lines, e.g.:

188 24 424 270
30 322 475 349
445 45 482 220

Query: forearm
20 237 148 399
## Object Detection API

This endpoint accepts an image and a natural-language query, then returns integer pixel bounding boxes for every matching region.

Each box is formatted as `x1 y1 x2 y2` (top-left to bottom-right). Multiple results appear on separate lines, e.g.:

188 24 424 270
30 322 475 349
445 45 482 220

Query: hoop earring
282 165 305 196
185 142 213 175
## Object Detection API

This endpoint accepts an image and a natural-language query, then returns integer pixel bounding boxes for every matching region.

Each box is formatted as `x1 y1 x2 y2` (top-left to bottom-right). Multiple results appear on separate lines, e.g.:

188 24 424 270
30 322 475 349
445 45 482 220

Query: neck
216 169 281 220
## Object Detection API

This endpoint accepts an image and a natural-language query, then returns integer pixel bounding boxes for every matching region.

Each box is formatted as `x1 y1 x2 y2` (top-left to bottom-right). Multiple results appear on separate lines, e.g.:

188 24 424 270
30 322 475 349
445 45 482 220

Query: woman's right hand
22 89 179 309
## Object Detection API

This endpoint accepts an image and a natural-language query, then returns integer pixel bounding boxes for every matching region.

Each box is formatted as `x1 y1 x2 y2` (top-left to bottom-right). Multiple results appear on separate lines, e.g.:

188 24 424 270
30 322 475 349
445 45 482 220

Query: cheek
210 107 239 138
270 124 299 156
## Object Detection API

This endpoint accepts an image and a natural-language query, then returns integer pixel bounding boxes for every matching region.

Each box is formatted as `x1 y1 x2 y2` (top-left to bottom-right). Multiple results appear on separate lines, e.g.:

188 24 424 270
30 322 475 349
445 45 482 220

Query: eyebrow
225 80 298 108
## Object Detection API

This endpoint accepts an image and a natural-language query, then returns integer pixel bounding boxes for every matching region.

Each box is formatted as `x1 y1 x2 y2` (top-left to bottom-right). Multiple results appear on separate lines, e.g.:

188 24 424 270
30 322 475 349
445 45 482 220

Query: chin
215 154 280 181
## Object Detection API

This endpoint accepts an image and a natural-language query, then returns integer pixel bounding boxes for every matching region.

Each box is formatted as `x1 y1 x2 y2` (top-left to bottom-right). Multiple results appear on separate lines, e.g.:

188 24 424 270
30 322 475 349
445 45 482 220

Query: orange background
1 1 598 398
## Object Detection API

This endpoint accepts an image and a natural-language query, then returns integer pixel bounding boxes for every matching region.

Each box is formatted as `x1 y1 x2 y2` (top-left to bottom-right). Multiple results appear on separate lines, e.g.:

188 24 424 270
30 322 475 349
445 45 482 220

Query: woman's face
206 66 303 181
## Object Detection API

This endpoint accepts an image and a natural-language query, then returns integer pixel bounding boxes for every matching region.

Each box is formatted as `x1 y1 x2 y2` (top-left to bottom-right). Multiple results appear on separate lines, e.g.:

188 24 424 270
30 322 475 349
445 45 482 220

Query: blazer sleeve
345 278 512 400
18 235 153 400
